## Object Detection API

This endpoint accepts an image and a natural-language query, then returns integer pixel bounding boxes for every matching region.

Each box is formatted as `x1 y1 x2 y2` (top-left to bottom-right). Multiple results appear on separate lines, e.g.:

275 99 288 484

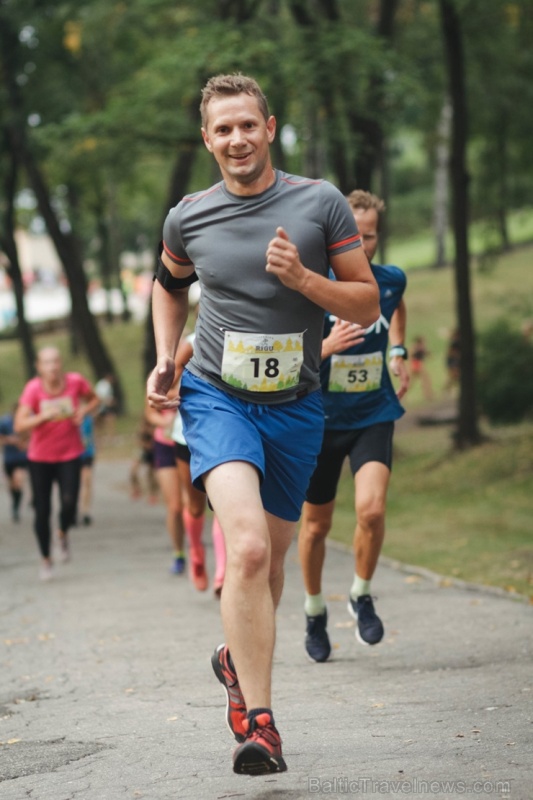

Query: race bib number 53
328 352 383 393
221 331 304 393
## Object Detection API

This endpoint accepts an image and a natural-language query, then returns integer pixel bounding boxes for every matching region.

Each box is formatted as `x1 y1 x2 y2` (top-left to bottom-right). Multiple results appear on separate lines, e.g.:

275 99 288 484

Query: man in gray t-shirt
147 73 379 777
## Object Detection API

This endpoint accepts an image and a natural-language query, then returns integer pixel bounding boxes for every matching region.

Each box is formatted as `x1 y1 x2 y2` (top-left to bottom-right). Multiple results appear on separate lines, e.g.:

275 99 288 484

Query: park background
1 0 532 598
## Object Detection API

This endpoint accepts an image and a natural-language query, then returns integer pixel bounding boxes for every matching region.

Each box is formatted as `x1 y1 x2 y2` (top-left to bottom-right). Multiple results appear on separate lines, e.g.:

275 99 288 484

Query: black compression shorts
305 421 394 505
174 442 191 464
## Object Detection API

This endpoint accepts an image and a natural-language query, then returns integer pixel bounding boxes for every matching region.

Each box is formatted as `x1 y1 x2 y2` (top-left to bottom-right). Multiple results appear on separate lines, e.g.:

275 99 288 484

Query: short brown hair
346 189 386 216
200 74 270 128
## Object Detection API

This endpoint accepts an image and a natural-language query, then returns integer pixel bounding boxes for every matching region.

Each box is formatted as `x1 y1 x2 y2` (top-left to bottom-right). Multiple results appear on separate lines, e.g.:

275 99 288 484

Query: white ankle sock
304 592 326 617
350 574 371 600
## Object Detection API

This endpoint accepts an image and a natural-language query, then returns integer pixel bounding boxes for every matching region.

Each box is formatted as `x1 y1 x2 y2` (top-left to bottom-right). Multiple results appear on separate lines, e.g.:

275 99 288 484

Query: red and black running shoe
211 644 247 743
233 711 287 775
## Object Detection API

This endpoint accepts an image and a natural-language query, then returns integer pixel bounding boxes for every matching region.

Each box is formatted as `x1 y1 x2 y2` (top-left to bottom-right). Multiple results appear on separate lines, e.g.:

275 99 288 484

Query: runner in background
144 388 187 578
299 190 409 662
171 284 225 596
410 335 433 401
129 416 158 503
0 404 28 522
15 347 99 580
79 412 96 526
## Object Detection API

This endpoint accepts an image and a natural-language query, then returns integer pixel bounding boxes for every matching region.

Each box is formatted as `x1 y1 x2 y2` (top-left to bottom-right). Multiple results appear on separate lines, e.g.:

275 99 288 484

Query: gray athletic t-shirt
163 169 361 404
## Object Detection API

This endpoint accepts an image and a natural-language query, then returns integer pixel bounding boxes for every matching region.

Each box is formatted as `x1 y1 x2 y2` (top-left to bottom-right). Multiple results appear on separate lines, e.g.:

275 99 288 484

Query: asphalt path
1 459 531 799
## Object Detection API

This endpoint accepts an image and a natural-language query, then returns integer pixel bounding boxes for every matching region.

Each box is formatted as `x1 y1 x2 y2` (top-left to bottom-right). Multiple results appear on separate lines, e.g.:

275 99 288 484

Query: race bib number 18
221 331 304 393
328 352 383 393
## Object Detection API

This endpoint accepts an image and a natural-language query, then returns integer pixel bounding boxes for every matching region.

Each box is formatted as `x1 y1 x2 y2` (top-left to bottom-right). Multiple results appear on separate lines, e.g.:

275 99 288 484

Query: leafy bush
477 320 533 424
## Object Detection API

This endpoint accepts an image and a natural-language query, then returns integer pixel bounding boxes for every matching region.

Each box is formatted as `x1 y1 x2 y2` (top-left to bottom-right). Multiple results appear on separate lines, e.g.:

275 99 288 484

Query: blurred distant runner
171 293 226 596
0 404 28 522
15 347 99 580
79 411 96 526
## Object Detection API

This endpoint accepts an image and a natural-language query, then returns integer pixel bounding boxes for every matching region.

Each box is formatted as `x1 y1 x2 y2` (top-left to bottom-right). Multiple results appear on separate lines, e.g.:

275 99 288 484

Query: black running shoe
347 594 384 645
305 609 331 662
233 712 287 775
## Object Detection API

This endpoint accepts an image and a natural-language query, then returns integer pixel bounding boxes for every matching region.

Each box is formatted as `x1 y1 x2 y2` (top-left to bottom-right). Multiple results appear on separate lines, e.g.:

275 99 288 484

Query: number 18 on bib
221 331 304 393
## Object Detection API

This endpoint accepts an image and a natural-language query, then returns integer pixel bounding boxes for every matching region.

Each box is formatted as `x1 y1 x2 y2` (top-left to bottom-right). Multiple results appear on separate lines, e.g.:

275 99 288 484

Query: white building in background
14 229 63 283
0 230 152 330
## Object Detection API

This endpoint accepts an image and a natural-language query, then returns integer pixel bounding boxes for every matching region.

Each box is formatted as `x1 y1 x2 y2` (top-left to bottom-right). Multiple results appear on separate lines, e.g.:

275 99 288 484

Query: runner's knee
356 497 385 530
227 533 270 580
301 513 331 543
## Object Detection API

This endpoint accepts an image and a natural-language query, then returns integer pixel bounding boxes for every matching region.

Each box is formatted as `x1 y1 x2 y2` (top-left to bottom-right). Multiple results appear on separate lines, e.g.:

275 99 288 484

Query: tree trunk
347 0 398 253
106 178 131 321
0 135 36 378
21 142 125 409
0 12 125 411
439 0 481 448
495 124 510 251
303 106 326 179
433 99 452 268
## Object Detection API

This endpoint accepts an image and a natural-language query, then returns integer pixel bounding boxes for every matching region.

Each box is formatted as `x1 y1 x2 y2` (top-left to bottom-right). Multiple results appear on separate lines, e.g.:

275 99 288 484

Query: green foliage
477 320 533 424
2 0 533 284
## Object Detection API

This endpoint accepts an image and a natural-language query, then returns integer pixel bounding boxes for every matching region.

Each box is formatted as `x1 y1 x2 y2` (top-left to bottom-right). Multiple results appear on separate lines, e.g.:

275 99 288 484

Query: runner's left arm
266 227 380 328
389 299 410 399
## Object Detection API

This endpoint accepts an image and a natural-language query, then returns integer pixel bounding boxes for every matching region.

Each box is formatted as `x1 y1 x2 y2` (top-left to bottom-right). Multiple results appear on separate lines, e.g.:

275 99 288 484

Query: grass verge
1 244 532 596
331 417 533 599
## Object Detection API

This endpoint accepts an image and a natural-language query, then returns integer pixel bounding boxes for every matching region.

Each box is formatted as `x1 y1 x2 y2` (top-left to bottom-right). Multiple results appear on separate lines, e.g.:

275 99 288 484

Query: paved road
1 460 531 799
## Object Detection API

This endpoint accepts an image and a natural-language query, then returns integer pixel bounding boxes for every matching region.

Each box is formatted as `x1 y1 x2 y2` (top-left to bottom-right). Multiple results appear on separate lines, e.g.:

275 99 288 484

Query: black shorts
4 461 27 478
174 442 191 464
153 440 176 470
305 421 394 506
140 448 154 466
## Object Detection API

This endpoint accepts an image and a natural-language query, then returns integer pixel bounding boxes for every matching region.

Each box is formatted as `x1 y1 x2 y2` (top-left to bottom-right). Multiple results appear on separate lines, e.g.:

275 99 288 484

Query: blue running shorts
179 370 324 522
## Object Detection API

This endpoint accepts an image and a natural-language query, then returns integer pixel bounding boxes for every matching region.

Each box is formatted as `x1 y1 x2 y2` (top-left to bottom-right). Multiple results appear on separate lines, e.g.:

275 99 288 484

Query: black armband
153 242 198 292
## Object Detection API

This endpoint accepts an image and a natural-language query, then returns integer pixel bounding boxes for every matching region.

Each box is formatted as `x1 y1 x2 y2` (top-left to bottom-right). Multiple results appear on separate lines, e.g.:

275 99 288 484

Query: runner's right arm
147 250 194 409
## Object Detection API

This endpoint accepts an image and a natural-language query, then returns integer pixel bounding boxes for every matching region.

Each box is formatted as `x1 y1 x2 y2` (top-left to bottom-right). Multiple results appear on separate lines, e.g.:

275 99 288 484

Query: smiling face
201 93 276 196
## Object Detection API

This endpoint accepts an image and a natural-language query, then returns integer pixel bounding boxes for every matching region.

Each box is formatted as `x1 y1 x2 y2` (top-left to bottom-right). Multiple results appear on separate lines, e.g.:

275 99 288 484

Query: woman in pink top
15 347 99 580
